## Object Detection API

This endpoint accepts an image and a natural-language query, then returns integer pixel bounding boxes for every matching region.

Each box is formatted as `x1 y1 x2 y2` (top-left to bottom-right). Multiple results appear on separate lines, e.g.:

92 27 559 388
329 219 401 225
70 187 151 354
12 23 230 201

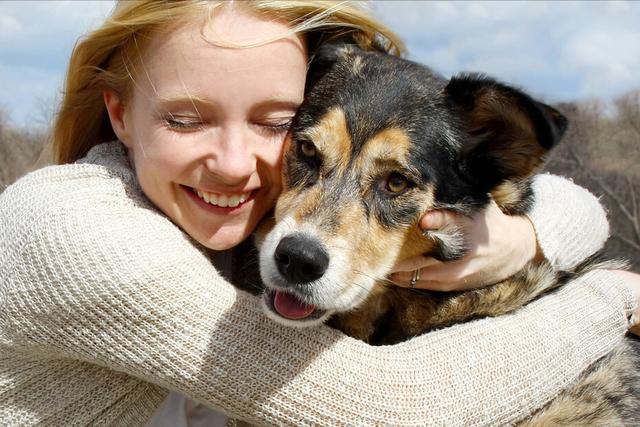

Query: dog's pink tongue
274 290 316 320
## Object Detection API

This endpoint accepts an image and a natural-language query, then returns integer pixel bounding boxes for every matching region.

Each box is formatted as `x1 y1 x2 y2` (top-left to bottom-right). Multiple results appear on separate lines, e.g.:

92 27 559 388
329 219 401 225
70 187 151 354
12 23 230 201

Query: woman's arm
1 168 633 426
527 173 609 269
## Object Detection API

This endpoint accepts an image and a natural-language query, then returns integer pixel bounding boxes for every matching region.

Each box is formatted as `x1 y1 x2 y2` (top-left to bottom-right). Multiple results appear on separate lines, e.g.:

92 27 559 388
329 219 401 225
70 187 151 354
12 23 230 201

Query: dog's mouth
263 289 327 321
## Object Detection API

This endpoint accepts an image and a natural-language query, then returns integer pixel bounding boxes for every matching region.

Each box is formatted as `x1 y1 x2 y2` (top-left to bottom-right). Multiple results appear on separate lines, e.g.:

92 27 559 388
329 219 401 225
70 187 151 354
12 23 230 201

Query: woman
1 1 638 426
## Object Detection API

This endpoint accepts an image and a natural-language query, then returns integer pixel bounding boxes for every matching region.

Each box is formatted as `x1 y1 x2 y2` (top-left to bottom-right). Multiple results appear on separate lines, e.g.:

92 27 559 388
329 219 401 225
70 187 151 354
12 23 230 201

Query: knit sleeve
527 174 609 270
1 169 633 426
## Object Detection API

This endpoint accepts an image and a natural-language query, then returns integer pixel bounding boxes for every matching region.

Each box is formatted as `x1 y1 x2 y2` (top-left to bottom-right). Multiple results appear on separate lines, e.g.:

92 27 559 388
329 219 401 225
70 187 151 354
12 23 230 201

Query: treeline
0 110 48 192
546 91 640 270
1 90 639 268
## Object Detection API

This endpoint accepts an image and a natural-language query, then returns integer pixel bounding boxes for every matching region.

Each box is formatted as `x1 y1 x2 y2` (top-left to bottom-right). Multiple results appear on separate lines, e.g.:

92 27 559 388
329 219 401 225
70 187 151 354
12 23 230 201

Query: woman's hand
390 200 540 291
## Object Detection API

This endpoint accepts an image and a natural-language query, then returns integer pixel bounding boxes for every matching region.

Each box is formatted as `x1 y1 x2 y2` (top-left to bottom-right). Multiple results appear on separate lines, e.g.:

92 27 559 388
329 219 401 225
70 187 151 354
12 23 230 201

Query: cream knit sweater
0 142 635 426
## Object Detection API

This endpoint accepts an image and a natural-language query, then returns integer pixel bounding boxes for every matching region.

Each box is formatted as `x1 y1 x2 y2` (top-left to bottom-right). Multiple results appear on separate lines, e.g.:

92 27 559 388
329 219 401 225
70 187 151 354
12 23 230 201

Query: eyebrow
155 95 302 112
252 97 303 112
155 95 212 107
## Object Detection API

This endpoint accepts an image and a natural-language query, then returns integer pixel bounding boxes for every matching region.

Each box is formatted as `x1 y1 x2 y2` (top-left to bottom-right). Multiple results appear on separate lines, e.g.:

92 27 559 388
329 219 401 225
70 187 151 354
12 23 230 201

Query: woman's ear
103 90 131 147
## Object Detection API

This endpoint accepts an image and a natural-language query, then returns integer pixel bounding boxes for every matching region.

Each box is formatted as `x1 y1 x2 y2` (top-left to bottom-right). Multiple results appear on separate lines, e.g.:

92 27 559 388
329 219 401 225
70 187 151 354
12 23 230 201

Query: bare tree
0 108 48 193
546 94 640 269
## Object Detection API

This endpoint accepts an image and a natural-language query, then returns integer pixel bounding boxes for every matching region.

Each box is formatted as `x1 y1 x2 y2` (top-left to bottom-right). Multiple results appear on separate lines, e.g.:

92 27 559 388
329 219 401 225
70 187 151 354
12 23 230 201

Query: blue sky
1 1 639 127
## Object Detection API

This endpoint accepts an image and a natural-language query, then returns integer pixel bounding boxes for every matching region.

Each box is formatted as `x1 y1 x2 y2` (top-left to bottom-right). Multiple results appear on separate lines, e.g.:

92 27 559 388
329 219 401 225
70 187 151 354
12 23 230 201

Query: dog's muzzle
260 232 331 324
274 234 330 285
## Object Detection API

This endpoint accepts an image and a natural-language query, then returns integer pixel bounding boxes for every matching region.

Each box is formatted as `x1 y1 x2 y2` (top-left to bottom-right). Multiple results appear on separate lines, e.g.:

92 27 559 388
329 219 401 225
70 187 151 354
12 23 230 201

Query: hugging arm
0 168 634 426
526 173 609 269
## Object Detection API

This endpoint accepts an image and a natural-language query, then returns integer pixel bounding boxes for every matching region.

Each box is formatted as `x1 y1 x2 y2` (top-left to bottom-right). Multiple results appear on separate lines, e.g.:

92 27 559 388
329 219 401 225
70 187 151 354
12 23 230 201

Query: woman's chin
193 223 255 251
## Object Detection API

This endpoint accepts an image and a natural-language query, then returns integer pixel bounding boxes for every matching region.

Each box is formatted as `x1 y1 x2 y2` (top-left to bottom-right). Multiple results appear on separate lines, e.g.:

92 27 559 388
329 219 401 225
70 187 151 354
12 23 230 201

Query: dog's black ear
306 42 356 94
445 74 567 191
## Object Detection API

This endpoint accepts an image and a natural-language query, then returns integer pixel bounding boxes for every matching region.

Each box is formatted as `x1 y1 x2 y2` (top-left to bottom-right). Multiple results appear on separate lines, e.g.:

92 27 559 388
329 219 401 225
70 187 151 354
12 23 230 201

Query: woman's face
106 7 307 250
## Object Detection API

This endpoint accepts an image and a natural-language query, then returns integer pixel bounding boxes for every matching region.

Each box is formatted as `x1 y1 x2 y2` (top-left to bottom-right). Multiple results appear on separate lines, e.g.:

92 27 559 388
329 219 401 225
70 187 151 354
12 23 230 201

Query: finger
387 270 412 286
392 255 441 273
412 261 485 291
389 264 462 290
389 274 464 292
414 259 468 282
388 271 438 289
419 210 448 230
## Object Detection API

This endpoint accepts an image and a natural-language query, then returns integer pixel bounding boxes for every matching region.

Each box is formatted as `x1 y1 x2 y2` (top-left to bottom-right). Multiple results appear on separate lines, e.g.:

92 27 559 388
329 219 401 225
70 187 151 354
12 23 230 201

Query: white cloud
373 0 640 101
0 14 21 37
0 1 115 126
0 0 639 125
0 63 60 125
562 29 640 96
0 1 114 48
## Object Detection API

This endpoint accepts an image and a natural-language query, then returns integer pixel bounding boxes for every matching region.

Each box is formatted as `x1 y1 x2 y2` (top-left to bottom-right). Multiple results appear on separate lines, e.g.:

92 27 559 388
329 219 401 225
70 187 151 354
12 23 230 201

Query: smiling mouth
263 289 327 321
186 186 253 209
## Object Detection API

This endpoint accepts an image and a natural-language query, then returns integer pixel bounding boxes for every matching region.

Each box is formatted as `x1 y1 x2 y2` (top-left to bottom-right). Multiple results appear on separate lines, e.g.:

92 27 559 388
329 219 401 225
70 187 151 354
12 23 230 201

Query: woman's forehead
132 8 307 107
144 5 306 61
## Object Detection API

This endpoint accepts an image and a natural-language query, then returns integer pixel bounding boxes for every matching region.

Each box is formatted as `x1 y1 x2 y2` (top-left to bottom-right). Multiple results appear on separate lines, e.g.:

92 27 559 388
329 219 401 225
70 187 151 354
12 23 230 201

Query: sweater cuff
526 174 609 270
580 269 637 326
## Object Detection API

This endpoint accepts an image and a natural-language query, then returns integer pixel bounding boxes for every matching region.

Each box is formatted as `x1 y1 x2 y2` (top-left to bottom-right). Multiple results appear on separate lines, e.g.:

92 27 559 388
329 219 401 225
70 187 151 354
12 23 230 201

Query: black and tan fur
256 43 640 424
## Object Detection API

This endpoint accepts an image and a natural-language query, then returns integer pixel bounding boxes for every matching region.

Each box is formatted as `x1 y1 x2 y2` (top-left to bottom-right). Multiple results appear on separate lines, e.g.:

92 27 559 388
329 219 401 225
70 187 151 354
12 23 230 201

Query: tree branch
612 234 640 252
566 144 640 248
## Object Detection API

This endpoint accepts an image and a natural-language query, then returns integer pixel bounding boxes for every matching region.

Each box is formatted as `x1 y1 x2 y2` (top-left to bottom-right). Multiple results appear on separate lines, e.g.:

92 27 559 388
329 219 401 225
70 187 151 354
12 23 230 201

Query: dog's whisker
349 270 388 293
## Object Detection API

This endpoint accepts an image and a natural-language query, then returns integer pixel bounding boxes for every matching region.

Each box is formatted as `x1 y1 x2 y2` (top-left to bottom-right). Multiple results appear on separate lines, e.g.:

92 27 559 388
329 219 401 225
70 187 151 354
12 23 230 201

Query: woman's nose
204 127 256 182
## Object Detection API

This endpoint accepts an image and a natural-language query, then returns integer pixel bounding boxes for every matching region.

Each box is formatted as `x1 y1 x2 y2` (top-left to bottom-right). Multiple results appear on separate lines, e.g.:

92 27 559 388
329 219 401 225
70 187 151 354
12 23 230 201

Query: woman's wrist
512 214 543 264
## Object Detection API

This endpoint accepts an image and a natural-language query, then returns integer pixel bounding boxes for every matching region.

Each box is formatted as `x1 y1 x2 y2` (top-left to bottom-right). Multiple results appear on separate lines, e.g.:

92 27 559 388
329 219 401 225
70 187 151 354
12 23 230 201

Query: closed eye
254 118 293 137
163 114 204 131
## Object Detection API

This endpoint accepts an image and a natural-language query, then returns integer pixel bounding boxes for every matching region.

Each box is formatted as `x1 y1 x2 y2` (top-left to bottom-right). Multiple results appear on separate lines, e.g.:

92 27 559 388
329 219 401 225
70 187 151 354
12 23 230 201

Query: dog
254 43 640 424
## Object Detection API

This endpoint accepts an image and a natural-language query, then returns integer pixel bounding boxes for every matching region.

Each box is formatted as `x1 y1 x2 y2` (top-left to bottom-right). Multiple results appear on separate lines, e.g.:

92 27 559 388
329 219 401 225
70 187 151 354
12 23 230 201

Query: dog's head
258 44 566 327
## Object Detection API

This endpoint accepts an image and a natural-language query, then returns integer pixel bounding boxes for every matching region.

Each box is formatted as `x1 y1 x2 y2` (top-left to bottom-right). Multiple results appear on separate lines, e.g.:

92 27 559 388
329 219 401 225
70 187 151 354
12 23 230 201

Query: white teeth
194 188 250 208
228 195 240 208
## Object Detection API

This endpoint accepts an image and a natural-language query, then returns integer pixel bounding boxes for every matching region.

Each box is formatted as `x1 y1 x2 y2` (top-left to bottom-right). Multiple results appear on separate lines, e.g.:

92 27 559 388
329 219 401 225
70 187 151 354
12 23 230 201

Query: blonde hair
52 0 404 164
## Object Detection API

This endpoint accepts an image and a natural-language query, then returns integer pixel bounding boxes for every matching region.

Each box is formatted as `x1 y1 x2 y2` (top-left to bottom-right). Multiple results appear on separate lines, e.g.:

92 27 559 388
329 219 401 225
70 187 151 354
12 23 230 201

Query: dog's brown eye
386 173 409 193
300 140 317 157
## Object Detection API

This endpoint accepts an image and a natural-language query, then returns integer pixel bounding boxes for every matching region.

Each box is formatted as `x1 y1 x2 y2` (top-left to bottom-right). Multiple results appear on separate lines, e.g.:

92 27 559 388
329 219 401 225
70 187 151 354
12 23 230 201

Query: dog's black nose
274 234 329 284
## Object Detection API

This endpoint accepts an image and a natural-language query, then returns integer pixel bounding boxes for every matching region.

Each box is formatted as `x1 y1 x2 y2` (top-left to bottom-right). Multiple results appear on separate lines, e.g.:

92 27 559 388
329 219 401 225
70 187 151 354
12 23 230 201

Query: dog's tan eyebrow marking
355 127 413 171
298 107 351 175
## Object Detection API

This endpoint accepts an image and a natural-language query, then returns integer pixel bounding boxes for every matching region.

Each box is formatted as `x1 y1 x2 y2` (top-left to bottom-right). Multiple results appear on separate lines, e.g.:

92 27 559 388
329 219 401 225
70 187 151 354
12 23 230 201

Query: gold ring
410 269 421 288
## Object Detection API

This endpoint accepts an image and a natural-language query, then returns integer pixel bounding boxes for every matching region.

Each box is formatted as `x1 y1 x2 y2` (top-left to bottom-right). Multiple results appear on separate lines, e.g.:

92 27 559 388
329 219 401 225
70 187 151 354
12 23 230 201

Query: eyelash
161 116 293 136
259 120 293 136
163 116 203 131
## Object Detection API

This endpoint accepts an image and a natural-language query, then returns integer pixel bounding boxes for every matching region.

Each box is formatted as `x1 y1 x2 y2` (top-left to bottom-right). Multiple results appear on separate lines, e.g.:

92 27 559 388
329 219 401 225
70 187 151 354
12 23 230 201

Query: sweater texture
0 142 635 426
